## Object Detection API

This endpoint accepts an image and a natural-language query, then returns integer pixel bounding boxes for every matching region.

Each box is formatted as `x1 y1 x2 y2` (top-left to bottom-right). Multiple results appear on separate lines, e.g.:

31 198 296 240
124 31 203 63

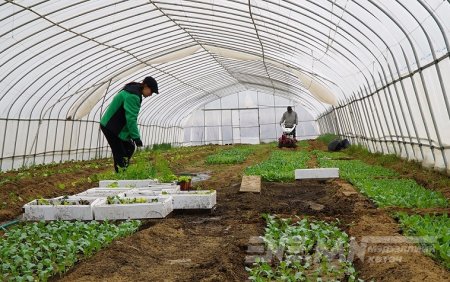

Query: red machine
278 124 297 148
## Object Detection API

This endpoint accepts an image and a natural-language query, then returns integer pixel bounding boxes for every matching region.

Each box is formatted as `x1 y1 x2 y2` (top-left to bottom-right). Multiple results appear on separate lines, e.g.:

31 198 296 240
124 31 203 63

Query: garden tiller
278 124 297 148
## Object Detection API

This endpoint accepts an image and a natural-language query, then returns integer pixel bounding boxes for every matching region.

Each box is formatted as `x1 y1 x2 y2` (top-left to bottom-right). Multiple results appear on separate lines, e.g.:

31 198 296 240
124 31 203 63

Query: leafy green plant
152 152 177 182
0 220 141 281
152 143 172 151
106 196 151 204
177 176 192 183
396 213 450 269
316 133 339 145
316 151 398 180
96 152 157 181
245 150 309 182
314 150 447 209
205 147 254 164
0 159 110 188
246 215 361 281
36 198 50 205
352 178 448 208
35 196 91 206
107 181 119 188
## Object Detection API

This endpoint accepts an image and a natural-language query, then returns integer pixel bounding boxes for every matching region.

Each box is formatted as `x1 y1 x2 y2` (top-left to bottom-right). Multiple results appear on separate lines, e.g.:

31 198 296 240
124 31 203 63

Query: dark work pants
290 128 296 138
101 125 135 173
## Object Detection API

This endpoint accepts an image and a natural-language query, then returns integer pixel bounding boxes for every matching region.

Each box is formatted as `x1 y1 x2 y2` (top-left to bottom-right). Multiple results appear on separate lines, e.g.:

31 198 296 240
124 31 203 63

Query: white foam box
147 183 178 189
136 184 180 192
75 188 132 197
295 168 339 180
92 196 173 220
99 179 159 188
23 196 99 221
118 187 180 197
171 190 217 209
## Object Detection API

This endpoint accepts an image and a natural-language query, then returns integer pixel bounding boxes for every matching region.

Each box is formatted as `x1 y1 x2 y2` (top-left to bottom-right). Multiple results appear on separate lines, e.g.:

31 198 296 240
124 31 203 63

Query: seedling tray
75 188 131 197
23 196 99 221
171 190 217 209
99 179 159 188
92 196 173 220
118 187 180 197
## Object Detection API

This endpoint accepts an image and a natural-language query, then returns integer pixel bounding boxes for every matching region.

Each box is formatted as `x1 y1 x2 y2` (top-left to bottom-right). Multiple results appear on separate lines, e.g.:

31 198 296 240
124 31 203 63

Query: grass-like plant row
352 178 448 208
245 150 309 182
96 151 177 183
396 213 450 269
205 146 254 164
246 215 361 281
0 220 141 281
314 151 448 208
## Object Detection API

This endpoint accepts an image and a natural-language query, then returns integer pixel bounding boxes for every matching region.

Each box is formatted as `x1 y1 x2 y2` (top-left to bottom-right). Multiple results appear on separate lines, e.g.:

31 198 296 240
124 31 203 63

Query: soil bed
1 142 448 281
57 179 449 282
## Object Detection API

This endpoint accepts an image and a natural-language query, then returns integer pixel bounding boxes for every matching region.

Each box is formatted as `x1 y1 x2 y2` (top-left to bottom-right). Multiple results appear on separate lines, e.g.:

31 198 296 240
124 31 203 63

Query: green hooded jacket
100 82 142 141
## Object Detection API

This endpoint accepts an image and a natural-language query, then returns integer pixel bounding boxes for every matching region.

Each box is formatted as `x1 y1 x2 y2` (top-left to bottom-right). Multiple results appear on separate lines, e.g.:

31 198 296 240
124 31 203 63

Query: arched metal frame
0 0 449 172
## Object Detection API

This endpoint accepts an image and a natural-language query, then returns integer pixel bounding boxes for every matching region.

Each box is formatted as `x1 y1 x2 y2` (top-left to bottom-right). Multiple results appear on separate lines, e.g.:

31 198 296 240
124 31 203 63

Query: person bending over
100 76 158 172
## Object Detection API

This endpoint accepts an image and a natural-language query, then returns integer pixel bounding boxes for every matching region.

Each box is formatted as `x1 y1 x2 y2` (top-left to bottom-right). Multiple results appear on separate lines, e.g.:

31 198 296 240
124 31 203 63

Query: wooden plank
240 175 261 193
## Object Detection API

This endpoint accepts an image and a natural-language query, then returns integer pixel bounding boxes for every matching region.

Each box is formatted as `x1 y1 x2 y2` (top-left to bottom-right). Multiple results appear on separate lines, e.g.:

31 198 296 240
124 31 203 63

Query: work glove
133 138 143 147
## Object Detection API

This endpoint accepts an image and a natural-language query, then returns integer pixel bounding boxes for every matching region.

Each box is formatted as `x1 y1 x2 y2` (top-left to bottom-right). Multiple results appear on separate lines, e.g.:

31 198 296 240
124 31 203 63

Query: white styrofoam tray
295 168 339 180
135 184 180 191
23 196 99 221
118 187 180 197
99 179 159 188
149 182 180 189
92 196 173 220
75 188 131 197
171 190 217 209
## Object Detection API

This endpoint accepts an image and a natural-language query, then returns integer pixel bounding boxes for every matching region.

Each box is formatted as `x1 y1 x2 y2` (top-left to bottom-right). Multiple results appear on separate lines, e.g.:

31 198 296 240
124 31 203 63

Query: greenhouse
0 0 449 281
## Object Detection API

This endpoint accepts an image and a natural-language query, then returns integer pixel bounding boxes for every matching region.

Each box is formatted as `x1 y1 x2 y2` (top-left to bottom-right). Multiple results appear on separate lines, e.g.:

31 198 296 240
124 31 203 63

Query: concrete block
171 190 217 209
248 236 265 245
99 179 159 188
295 168 339 180
23 196 99 221
247 245 265 254
92 196 173 220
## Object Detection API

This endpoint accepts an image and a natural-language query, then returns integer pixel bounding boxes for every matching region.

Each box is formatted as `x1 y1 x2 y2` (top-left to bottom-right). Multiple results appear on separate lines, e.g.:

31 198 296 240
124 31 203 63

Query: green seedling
0 220 141 280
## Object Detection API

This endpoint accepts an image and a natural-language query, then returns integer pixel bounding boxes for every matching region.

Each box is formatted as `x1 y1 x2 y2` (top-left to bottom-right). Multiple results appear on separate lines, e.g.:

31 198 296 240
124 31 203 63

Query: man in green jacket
100 76 159 172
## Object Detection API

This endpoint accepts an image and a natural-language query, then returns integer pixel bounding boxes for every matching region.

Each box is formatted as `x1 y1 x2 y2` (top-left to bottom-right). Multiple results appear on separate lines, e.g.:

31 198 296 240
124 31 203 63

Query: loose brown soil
0 160 111 223
56 179 449 282
1 142 448 281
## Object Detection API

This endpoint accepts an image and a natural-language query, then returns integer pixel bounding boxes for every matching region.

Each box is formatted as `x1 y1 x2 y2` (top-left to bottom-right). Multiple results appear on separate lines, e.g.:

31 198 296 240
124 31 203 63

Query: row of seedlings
314 149 449 268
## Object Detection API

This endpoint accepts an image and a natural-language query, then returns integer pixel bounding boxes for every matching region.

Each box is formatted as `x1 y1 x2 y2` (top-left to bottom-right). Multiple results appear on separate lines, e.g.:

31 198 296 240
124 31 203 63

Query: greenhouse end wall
182 91 319 146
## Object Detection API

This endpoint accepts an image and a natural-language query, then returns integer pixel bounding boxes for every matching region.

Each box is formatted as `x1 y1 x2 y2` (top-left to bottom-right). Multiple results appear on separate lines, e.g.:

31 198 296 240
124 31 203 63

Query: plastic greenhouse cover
0 0 449 171
2 0 448 121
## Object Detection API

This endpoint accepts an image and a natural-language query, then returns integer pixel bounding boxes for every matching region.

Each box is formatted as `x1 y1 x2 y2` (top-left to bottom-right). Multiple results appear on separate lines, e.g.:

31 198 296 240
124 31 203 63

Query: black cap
143 76 159 94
